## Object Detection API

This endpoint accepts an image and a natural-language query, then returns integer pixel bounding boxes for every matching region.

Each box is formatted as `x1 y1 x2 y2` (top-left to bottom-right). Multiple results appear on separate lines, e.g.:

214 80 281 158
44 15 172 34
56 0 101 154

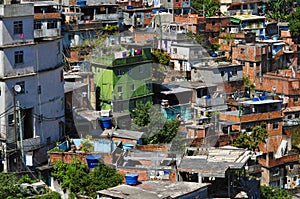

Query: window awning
230 17 241 24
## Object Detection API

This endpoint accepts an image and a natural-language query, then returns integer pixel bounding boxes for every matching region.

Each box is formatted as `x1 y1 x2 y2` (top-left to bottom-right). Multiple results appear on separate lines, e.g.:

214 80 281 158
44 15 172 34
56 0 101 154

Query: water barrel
125 174 139 185
98 118 112 129
77 0 86 6
252 97 259 101
259 95 266 100
127 5 133 10
211 52 217 57
86 155 102 168
122 143 134 150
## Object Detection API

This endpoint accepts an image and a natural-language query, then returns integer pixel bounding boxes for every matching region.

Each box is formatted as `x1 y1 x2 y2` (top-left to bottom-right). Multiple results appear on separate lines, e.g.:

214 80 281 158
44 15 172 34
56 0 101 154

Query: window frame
14 50 24 65
13 21 23 34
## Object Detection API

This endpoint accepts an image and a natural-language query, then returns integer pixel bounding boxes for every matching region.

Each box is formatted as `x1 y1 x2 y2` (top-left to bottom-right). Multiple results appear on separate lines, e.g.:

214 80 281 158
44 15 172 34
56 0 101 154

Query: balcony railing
220 110 282 123
259 153 299 168
19 136 41 152
95 13 121 21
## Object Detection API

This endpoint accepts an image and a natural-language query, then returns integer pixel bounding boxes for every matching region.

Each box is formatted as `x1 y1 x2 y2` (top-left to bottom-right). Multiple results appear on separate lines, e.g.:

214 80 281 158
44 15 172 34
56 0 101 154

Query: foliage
78 136 94 152
131 102 180 144
260 185 291 199
291 123 300 150
0 173 23 199
34 191 61 199
18 174 39 184
234 124 268 151
211 43 220 51
266 0 294 22
186 32 208 47
243 76 255 91
51 158 123 198
287 7 300 37
152 49 170 65
102 25 119 32
191 0 220 17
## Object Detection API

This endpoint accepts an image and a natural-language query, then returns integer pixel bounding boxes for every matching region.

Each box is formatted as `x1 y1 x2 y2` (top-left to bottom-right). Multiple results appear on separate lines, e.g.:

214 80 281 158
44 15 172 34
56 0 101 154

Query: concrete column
198 173 202 183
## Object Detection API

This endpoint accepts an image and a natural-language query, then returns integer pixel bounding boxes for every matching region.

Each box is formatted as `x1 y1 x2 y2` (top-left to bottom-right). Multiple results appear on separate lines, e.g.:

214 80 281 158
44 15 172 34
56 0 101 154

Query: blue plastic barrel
86 155 102 168
125 174 139 185
252 97 259 101
98 118 112 129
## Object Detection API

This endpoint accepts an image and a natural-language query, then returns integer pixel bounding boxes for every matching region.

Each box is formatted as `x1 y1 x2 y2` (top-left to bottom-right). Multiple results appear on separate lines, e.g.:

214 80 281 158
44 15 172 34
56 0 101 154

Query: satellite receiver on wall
14 84 22 93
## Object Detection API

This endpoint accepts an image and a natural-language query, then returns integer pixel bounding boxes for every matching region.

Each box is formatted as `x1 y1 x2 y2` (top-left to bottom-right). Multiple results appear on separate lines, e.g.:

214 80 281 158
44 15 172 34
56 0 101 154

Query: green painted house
92 45 153 112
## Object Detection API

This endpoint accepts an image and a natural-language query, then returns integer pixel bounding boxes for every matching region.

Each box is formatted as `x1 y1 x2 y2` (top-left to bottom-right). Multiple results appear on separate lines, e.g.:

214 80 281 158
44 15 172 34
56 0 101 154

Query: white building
0 3 64 172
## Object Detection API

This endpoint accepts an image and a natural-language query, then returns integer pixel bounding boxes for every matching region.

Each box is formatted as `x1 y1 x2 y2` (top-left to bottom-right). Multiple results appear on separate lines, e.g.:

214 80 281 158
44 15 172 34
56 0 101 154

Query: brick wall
48 152 112 165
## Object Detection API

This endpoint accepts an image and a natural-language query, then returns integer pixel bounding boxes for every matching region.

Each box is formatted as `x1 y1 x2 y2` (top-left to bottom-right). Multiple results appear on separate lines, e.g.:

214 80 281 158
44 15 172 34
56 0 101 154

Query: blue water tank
86 155 102 168
125 174 139 185
252 97 259 101
77 0 86 6
122 143 134 150
98 118 112 129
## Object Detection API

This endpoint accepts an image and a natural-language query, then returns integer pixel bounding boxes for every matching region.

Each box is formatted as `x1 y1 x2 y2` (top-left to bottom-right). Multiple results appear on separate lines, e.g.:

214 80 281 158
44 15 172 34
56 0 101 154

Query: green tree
51 158 123 198
191 0 220 17
260 185 291 199
267 0 294 22
287 7 300 37
152 49 170 65
0 173 23 199
234 125 268 151
131 102 180 144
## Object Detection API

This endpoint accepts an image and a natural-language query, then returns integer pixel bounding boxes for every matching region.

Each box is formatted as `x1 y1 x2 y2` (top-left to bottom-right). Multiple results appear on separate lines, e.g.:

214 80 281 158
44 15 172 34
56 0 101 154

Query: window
16 81 25 94
173 48 177 54
232 68 237 76
249 62 254 67
240 48 245 54
8 114 14 126
221 71 225 77
295 113 300 118
117 69 122 76
13 21 23 34
294 96 298 103
34 21 42 29
273 121 279 129
212 21 215 26
14 51 24 65
287 115 293 119
47 20 57 29
290 164 294 170
272 168 279 176
37 85 41 94
130 84 134 91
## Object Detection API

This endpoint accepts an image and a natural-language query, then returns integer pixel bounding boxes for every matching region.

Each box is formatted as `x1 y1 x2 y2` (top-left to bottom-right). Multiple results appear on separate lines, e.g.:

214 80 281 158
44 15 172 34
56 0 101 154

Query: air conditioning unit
161 99 169 106
230 28 239 33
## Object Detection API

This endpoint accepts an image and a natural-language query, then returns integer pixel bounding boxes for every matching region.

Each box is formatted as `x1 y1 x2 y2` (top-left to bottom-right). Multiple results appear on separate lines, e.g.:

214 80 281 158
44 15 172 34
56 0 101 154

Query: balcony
19 136 41 152
259 153 298 168
34 12 61 20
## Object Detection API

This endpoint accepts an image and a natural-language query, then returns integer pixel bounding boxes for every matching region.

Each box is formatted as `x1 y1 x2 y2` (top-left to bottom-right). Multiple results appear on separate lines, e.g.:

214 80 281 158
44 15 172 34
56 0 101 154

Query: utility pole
17 101 25 170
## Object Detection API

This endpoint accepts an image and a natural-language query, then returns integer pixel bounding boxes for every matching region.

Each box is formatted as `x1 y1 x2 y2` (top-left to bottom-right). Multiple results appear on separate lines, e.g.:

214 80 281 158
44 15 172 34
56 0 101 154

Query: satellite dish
14 85 22 93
